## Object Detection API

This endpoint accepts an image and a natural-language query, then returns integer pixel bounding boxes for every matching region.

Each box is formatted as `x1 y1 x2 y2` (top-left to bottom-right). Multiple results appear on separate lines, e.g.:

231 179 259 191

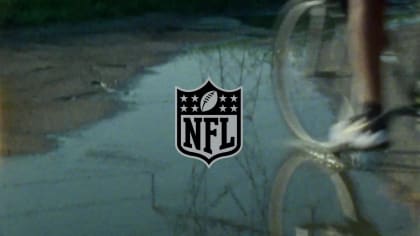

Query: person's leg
348 0 385 110
329 0 388 149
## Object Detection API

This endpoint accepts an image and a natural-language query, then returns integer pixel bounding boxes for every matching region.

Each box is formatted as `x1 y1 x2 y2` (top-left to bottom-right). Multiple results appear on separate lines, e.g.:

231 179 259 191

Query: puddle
0 39 416 235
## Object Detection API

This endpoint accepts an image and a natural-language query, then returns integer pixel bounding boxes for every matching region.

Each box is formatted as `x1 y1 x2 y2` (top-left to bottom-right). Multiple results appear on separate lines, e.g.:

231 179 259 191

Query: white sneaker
329 114 389 150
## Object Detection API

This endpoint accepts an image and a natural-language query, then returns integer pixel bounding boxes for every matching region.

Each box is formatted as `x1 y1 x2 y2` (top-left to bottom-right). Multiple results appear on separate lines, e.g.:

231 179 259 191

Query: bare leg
328 0 389 148
348 0 385 106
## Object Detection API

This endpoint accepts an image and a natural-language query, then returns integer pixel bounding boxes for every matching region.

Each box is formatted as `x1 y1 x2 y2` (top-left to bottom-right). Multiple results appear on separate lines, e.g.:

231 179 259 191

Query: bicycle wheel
268 151 358 236
272 0 354 144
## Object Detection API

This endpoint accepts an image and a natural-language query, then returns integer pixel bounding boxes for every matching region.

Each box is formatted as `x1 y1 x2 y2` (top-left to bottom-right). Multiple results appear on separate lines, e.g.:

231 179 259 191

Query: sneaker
329 112 389 150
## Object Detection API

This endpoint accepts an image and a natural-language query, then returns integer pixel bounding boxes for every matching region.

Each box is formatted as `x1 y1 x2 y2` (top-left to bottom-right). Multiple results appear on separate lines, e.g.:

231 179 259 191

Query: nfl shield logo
175 79 242 167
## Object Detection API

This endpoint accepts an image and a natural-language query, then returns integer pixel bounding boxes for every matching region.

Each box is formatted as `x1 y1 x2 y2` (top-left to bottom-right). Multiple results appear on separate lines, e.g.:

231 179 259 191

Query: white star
220 95 227 102
219 105 227 112
192 95 199 102
230 95 238 102
192 105 199 112
230 105 238 112
180 95 188 102
181 105 188 112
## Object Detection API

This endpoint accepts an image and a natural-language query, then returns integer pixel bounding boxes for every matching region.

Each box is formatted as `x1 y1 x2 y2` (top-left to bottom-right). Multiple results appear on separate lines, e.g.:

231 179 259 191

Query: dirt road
0 14 258 156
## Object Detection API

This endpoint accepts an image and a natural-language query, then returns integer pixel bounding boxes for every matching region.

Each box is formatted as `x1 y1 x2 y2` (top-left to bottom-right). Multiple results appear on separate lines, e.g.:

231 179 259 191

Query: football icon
200 90 218 112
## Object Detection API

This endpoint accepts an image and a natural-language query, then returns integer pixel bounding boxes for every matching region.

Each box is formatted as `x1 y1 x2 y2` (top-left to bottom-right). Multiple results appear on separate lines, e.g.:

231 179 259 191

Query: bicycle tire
272 0 354 144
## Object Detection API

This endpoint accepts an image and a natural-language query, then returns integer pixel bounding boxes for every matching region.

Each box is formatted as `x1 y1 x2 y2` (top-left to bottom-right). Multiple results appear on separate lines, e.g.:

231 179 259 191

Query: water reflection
270 146 419 236
0 39 286 236
0 37 417 235
149 40 277 235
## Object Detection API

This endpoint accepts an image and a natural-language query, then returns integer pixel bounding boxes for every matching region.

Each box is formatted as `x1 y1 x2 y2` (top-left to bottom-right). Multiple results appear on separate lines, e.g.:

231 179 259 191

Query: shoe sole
332 141 391 154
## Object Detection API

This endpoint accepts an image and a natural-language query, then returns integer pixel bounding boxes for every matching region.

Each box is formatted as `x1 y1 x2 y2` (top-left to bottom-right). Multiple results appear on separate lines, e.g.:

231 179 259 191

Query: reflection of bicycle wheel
268 151 357 236
272 0 354 143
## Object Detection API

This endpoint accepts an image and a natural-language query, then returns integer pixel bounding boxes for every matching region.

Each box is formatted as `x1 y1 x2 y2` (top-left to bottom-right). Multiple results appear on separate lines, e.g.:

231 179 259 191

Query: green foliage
0 0 280 26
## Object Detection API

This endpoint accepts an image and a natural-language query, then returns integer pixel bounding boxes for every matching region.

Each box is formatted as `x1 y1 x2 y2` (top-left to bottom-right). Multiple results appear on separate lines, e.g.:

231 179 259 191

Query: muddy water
0 40 415 235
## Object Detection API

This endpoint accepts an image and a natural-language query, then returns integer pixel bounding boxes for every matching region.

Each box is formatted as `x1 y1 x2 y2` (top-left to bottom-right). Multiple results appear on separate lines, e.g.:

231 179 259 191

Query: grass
0 0 282 27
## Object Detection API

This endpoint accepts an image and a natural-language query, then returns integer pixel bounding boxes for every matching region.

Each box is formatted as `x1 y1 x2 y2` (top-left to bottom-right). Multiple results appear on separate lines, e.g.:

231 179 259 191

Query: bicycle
271 0 420 149
269 0 420 235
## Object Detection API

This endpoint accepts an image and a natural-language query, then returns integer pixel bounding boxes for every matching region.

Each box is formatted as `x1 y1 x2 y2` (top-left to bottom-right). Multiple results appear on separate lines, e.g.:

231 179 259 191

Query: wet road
0 40 417 235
